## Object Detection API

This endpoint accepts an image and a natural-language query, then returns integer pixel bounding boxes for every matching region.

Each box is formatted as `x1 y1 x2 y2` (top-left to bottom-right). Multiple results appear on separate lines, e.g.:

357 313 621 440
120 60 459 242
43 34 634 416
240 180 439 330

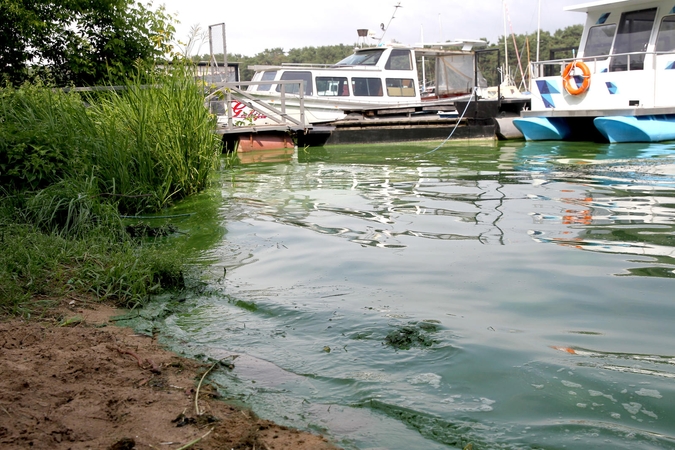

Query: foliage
0 83 92 191
0 219 185 315
207 45 355 81
0 66 221 214
86 65 221 213
0 66 221 316
477 24 584 87
0 0 176 86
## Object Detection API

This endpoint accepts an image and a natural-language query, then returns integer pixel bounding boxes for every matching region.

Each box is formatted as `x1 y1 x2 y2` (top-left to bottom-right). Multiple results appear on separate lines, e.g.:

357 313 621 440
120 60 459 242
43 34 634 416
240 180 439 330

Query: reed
86 65 221 214
0 219 185 315
1 64 221 215
0 63 221 316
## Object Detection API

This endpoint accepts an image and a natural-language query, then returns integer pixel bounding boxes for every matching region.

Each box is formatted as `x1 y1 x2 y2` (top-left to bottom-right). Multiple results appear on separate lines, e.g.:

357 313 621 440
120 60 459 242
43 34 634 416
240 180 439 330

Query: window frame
316 76 350 97
583 23 617 58
385 78 417 97
656 14 675 52
351 77 384 97
276 71 313 96
385 49 413 71
257 71 278 91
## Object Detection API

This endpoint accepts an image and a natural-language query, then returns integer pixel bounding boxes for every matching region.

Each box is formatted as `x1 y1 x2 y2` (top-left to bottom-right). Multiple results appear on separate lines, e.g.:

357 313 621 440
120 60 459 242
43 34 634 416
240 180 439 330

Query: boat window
583 24 616 57
609 8 657 71
257 71 277 91
656 15 675 52
436 54 475 96
276 71 313 96
334 49 385 66
385 78 416 97
316 77 349 96
352 78 383 96
385 50 412 70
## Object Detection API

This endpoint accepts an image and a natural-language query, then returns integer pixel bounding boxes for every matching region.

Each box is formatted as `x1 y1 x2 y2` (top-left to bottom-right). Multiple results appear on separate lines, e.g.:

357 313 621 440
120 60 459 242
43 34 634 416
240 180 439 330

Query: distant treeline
203 24 583 87
478 24 585 87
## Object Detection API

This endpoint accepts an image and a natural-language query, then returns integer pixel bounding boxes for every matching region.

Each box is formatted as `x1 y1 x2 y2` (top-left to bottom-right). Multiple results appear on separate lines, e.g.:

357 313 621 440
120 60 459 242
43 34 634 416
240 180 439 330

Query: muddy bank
0 301 340 450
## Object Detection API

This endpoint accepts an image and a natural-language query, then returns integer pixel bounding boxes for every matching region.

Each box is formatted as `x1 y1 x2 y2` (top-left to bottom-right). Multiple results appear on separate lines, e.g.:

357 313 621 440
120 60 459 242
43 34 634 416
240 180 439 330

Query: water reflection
157 140 675 449
225 141 675 273
227 144 515 248
512 141 675 276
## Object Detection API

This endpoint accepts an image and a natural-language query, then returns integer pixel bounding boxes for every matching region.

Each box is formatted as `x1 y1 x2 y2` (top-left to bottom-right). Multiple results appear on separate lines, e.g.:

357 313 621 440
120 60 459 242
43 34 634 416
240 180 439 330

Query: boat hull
519 0 675 144
512 117 571 141
593 115 675 143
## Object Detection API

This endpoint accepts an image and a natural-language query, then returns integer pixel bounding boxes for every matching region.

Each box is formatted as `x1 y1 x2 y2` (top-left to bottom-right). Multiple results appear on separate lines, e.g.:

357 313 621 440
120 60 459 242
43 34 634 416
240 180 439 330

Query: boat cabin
245 43 488 123
515 0 675 142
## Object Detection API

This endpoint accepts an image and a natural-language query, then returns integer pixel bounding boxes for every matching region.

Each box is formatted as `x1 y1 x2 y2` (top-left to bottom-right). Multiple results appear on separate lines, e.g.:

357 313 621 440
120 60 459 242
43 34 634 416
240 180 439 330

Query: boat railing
249 64 383 72
281 63 336 68
530 50 675 78
205 80 307 131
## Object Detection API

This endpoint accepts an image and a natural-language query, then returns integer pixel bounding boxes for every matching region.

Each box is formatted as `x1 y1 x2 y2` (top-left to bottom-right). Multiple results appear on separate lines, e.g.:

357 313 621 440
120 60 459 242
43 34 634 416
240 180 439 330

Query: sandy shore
0 300 340 450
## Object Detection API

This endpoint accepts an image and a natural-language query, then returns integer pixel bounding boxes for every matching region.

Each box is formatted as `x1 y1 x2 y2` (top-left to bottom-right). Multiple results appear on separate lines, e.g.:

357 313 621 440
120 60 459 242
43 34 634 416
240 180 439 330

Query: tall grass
0 64 222 316
0 83 92 191
1 65 221 215
87 65 221 213
0 220 185 315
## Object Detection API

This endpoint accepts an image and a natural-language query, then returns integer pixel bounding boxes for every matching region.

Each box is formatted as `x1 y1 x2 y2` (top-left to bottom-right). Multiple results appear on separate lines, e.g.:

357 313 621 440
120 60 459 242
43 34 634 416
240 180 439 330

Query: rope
425 87 477 155
120 213 195 219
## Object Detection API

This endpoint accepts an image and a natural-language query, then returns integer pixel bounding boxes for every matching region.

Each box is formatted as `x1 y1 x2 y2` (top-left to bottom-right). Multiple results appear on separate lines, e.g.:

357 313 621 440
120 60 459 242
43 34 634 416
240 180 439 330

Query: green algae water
156 140 675 449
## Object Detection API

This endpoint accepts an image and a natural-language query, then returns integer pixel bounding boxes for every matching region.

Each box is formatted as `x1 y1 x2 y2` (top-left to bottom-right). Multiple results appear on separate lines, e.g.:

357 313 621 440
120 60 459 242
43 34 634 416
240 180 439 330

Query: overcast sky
157 0 587 57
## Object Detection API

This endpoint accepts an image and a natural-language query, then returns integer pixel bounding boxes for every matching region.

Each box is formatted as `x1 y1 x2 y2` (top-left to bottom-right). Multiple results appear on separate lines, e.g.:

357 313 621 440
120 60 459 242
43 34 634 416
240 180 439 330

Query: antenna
377 2 402 44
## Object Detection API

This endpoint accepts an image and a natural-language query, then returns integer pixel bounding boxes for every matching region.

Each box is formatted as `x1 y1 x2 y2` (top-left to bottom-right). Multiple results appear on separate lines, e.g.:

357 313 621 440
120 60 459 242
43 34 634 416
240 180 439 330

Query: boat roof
249 42 485 71
415 40 487 51
565 0 661 13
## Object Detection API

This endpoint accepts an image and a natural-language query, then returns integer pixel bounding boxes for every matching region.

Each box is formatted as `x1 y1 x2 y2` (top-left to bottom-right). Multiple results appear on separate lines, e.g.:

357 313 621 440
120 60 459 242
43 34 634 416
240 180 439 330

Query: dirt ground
0 300 340 450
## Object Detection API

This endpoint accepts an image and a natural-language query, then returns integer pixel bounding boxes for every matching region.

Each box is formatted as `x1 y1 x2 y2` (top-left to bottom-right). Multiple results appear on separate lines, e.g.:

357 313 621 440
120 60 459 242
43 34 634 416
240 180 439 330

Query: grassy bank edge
0 65 223 318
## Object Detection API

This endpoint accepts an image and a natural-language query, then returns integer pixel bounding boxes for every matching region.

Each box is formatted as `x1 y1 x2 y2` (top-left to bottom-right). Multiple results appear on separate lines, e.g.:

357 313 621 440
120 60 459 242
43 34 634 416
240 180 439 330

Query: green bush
0 220 185 315
0 64 221 316
0 65 221 215
0 83 92 191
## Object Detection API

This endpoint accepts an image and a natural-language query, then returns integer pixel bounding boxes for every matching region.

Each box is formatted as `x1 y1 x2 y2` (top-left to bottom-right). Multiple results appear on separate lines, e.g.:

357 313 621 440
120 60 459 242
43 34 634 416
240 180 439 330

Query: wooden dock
208 83 528 151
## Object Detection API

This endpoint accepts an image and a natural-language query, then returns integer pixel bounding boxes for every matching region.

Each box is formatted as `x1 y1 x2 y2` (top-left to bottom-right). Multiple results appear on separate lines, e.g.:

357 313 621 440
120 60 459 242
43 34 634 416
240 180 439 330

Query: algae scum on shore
143 141 675 450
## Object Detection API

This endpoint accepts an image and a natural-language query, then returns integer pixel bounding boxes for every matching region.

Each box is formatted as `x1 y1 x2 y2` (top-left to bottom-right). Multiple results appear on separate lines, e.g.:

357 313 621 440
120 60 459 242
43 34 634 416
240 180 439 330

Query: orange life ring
562 61 591 95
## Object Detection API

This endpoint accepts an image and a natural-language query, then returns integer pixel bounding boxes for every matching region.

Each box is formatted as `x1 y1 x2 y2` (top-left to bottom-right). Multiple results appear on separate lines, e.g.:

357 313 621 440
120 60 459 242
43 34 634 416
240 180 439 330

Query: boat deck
216 93 530 151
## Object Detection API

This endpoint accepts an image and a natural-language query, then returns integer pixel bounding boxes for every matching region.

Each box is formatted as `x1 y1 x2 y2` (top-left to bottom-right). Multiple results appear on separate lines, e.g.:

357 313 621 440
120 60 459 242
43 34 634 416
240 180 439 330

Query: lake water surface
153 140 675 449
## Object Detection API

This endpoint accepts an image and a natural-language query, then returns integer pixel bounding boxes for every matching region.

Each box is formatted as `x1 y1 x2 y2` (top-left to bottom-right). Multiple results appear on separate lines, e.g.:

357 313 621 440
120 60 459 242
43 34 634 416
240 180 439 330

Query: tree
220 45 355 81
477 24 584 87
0 0 176 86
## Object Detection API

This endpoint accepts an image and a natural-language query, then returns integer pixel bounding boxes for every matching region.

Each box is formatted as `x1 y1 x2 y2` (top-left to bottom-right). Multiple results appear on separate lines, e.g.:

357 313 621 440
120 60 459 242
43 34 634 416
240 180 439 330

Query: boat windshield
334 49 385 66
583 24 616 58
656 15 675 52
609 7 657 71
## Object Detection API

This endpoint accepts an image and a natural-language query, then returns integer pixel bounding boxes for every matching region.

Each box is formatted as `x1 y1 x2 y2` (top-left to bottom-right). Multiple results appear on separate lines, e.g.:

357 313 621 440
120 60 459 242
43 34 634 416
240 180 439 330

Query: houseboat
244 41 493 124
514 0 675 143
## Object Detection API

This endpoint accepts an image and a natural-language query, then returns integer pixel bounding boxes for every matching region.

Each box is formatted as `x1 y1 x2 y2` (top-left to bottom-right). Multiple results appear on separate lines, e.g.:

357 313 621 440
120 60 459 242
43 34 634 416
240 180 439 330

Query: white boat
514 0 675 143
243 40 492 124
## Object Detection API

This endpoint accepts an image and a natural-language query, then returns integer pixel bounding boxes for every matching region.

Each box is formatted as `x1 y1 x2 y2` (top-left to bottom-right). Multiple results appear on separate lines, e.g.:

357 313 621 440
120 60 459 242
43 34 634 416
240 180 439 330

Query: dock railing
205 80 307 133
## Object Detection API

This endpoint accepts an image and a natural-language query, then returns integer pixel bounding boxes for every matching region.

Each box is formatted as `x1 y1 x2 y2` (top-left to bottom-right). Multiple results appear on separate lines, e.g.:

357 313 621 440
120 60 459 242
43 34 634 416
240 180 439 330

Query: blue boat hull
593 115 675 143
512 117 571 141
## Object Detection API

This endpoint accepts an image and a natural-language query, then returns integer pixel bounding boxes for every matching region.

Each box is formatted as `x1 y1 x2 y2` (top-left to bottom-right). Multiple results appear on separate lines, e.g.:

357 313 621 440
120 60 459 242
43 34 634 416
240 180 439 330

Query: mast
502 0 509 84
421 24 426 91
536 0 541 62
378 2 402 44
